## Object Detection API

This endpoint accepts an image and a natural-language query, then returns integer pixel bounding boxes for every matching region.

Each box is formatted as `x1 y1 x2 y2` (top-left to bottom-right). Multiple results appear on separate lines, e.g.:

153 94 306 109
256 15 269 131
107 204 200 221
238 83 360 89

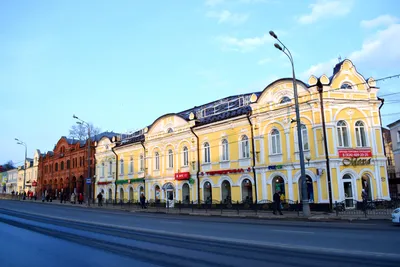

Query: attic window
280 96 291 104
340 83 352 90
167 128 173 133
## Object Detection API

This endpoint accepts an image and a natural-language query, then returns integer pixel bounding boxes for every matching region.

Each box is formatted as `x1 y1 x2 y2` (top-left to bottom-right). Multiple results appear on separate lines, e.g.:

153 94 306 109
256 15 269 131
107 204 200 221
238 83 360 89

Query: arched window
280 96 291 104
270 129 281 154
120 159 124 175
155 152 160 170
67 160 70 169
355 121 367 147
60 161 64 170
108 161 112 175
129 157 134 173
203 142 210 163
55 163 58 172
168 149 174 168
340 83 352 89
101 163 105 177
167 128 173 133
139 154 144 171
182 147 189 166
221 139 229 161
240 135 250 159
337 120 349 147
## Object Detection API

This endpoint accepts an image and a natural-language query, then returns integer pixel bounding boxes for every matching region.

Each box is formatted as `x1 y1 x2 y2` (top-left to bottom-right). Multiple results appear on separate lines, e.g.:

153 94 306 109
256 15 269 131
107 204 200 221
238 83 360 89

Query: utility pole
15 138 27 199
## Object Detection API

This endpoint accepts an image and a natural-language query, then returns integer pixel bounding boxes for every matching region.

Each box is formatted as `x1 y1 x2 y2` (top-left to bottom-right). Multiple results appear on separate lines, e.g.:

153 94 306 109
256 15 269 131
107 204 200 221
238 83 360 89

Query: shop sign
342 157 372 166
32 181 37 186
338 149 372 158
200 168 252 176
175 172 191 180
268 165 283 170
97 181 111 185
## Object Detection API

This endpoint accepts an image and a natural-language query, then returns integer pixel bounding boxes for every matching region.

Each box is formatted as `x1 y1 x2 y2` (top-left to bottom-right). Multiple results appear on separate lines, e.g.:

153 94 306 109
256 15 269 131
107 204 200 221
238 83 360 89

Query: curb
0 199 388 222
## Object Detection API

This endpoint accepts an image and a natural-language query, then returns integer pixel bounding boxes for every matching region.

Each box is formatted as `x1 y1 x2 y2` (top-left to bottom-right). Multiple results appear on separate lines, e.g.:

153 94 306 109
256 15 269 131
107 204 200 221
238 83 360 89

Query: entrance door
343 181 354 208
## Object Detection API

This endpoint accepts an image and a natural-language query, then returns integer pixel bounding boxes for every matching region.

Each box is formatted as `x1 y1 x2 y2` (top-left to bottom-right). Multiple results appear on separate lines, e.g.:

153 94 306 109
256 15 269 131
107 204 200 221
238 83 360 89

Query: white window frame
129 157 134 173
155 152 160 170
120 159 124 175
101 163 105 177
168 149 174 168
108 161 112 176
203 142 211 163
337 120 349 147
182 147 189 167
221 139 229 161
270 129 281 154
355 121 367 147
139 154 144 171
240 135 250 159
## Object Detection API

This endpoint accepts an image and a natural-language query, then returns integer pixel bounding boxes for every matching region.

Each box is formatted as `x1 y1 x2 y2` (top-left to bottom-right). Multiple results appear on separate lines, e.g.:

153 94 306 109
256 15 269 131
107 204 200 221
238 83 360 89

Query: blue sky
1 0 400 165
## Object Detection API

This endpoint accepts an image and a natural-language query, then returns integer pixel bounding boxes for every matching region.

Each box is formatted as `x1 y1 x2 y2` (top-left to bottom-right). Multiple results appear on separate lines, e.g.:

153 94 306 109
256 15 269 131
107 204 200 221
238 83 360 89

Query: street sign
86 178 91 184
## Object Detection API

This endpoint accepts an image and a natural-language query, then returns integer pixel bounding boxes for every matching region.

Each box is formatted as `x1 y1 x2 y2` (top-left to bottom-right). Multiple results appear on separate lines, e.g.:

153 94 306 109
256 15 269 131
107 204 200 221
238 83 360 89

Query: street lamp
15 138 27 198
269 30 311 216
73 114 92 207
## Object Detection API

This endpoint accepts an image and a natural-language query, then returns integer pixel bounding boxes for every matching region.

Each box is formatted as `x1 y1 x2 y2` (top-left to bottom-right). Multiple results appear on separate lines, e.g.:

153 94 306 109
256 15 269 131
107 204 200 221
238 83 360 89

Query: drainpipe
246 113 258 204
378 97 386 156
190 127 201 204
140 140 147 197
317 79 333 211
111 146 118 201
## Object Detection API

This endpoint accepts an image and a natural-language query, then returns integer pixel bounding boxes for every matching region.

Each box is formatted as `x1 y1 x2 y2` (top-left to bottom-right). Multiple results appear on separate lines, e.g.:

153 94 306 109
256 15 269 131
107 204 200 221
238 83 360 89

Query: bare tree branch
69 123 101 141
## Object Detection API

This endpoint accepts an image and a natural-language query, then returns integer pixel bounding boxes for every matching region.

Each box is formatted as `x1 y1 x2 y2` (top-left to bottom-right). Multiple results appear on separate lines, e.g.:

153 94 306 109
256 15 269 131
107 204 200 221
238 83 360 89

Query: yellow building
94 59 390 208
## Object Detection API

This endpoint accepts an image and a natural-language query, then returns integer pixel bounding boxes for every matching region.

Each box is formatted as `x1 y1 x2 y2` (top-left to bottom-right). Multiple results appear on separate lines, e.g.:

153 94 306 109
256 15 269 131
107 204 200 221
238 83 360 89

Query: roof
387 119 400 128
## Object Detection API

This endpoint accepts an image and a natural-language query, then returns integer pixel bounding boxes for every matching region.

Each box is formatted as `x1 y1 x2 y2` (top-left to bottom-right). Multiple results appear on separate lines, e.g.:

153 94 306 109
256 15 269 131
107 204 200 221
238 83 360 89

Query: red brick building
38 136 95 200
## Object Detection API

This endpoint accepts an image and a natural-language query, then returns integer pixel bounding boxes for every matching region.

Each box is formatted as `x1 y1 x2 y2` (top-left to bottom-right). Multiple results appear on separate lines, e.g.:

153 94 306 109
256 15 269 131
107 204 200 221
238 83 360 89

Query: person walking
140 193 146 209
97 192 103 206
273 191 283 215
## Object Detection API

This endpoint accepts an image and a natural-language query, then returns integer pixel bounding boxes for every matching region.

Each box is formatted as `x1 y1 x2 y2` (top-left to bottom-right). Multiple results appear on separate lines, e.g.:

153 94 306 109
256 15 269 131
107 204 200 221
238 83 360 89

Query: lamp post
15 138 27 197
269 30 311 216
73 114 91 206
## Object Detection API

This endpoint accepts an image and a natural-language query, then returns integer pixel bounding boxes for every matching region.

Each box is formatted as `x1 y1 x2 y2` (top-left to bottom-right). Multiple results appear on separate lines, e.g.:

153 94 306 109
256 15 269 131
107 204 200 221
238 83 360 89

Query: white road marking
272 229 314 234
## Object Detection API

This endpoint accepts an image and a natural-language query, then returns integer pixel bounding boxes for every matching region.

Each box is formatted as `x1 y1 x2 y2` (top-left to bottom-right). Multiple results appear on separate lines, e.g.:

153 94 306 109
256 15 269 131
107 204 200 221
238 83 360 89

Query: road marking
163 221 183 225
272 229 314 234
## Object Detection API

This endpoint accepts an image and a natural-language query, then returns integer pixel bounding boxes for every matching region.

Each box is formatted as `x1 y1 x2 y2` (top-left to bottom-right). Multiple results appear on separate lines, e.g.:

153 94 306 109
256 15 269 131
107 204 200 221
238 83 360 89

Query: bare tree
69 123 101 141
2 160 15 170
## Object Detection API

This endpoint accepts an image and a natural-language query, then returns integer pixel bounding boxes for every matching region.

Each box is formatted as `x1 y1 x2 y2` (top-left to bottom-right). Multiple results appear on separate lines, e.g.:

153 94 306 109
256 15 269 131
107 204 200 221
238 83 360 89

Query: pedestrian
140 193 146 209
60 192 64 203
97 192 103 206
78 193 83 204
361 189 368 211
273 191 283 215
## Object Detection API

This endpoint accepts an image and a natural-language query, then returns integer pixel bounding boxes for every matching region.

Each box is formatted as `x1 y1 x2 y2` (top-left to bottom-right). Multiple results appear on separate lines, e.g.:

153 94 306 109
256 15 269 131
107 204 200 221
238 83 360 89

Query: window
55 163 58 172
129 157 133 173
120 159 124 174
167 128 173 133
168 149 174 168
337 120 349 147
270 129 281 154
222 139 229 161
67 160 70 169
140 154 144 171
301 124 309 150
280 96 291 104
355 121 367 147
240 135 250 159
183 147 189 166
60 161 64 170
397 131 400 142
203 142 210 163
340 83 352 89
101 163 105 177
108 161 112 175
155 152 160 170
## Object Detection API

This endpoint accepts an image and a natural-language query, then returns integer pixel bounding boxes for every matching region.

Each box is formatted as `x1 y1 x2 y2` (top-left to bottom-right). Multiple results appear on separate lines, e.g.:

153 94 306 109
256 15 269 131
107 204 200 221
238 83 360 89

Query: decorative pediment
147 114 190 138
256 78 310 105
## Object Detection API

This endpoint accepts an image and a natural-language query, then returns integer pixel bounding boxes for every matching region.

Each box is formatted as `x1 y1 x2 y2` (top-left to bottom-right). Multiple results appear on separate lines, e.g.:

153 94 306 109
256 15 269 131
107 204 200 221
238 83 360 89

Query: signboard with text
338 149 372 158
174 172 191 180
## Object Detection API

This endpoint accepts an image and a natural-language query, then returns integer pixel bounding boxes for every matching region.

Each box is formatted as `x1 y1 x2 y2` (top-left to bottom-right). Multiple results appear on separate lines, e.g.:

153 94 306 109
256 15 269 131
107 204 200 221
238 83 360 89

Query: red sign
32 181 37 186
338 149 372 158
97 181 111 185
174 172 191 180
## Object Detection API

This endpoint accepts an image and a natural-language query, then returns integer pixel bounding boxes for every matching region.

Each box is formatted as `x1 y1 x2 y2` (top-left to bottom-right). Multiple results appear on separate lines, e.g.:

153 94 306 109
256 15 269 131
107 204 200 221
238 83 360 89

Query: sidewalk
0 197 391 221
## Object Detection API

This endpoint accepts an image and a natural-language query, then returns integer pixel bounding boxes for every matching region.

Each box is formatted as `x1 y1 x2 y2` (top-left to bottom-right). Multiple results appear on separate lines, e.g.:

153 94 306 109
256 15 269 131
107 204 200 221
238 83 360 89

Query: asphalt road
0 200 399 267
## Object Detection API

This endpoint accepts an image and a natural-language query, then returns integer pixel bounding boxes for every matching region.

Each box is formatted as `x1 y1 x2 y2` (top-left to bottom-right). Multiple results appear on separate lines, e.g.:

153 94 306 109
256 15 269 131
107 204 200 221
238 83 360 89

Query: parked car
391 208 400 224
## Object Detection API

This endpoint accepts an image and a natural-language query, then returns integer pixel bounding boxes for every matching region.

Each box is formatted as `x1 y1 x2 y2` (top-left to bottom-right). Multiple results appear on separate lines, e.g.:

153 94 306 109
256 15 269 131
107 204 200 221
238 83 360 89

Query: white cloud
298 0 353 24
258 58 271 65
301 20 400 78
205 0 225 7
206 10 248 24
217 33 271 52
361 15 399 29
